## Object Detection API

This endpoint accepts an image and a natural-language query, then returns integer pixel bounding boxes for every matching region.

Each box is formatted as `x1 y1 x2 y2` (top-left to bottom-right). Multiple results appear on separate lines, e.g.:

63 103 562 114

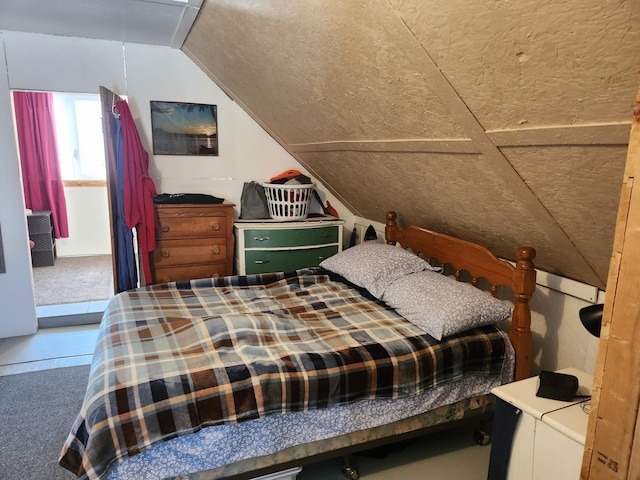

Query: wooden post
509 246 536 381
581 89 640 479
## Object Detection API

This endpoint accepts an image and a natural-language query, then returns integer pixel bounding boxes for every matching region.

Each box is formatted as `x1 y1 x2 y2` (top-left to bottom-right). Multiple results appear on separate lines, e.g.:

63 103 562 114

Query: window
52 93 106 181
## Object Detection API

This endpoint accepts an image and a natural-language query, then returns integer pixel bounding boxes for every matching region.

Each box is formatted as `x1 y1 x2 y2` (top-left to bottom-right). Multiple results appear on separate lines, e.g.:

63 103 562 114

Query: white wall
56 186 111 257
529 283 601 374
0 31 352 339
0 32 38 338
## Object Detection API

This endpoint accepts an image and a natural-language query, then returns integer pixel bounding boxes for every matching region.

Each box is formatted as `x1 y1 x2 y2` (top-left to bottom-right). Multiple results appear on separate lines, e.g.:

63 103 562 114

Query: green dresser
234 217 345 275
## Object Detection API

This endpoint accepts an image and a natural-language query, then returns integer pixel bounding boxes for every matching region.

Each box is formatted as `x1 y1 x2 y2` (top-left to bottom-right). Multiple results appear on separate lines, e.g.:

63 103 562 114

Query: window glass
53 93 106 180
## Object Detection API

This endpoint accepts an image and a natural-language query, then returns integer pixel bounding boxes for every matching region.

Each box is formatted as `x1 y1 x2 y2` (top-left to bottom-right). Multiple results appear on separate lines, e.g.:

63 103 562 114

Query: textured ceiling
183 0 640 289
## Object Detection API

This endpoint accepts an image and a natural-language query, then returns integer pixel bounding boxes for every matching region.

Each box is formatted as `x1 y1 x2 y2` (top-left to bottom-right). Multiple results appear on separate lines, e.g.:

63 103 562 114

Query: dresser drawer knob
253 236 270 242
211 223 221 231
254 260 270 265
161 224 170 233
212 247 221 255
161 250 171 258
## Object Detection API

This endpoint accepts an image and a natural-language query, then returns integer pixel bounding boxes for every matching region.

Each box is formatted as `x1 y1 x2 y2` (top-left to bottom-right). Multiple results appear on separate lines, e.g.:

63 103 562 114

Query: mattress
59 268 514 480
109 373 511 479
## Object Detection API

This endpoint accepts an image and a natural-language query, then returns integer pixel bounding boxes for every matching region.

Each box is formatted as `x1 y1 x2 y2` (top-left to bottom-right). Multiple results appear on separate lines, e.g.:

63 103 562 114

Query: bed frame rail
385 211 536 381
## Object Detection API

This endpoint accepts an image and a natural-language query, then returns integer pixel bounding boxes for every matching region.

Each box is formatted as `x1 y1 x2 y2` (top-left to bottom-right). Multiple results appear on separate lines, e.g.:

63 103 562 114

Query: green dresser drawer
244 226 339 248
244 245 338 274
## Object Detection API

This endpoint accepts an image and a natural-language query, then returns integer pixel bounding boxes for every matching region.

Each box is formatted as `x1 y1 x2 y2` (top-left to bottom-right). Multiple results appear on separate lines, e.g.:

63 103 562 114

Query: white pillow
381 270 512 340
319 242 439 298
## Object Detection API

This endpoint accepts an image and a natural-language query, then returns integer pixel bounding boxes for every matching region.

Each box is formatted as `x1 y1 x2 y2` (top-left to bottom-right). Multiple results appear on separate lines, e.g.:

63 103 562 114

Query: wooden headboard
385 211 537 381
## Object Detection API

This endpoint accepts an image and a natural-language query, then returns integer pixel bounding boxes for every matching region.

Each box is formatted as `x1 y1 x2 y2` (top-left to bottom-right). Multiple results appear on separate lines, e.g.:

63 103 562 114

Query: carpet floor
32 255 114 306
0 365 90 479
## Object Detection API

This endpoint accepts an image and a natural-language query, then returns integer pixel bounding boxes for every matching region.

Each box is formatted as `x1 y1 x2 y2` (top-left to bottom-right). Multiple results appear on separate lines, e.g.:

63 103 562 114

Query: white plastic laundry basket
262 183 315 220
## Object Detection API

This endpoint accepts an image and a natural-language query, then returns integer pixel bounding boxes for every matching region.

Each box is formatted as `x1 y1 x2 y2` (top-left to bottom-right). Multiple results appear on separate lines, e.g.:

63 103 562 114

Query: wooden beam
287 122 632 154
288 139 479 154
487 123 632 147
581 90 640 479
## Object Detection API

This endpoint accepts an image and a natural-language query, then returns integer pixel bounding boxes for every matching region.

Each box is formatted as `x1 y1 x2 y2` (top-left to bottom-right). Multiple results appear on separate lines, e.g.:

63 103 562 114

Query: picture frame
150 101 218 156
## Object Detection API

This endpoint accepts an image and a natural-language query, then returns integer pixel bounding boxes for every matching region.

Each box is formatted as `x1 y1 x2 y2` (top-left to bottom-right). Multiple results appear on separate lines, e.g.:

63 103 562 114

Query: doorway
13 90 115 325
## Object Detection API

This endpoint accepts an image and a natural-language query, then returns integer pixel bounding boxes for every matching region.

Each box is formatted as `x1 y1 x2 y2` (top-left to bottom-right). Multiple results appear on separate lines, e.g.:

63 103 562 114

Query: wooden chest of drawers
149 203 234 284
234 217 344 275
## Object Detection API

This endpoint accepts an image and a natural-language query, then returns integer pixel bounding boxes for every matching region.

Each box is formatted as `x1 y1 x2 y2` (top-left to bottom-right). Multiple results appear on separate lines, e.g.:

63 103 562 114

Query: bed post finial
386 211 398 245
510 246 537 380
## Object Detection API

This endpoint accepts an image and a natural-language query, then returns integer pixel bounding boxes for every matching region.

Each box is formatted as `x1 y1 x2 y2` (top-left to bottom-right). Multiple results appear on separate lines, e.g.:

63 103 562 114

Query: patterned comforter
59 268 510 480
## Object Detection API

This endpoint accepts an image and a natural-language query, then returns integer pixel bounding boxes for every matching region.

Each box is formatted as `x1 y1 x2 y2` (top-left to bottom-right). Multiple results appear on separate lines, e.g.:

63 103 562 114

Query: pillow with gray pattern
319 242 440 298
381 270 512 340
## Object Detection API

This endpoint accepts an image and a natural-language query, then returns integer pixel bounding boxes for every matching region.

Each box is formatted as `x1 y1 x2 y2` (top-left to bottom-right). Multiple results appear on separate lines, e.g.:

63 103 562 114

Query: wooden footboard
385 211 537 380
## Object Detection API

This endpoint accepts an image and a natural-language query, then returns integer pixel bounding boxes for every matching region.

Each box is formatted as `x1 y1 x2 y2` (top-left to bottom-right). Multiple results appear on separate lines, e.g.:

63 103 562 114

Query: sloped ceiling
183 0 640 289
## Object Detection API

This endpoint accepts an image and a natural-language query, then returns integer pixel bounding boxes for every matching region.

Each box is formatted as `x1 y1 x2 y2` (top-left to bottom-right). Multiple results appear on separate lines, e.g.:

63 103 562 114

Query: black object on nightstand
535 370 579 401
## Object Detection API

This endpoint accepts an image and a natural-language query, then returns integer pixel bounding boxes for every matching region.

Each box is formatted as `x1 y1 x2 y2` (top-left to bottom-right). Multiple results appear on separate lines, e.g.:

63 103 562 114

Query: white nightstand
490 367 593 479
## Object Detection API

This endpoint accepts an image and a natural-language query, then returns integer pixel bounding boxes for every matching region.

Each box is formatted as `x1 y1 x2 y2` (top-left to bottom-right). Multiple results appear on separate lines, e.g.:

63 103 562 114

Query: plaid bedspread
59 268 510 480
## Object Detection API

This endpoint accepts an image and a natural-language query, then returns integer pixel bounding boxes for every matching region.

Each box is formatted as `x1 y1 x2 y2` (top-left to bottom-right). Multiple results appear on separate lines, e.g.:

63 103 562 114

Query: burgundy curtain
14 91 69 238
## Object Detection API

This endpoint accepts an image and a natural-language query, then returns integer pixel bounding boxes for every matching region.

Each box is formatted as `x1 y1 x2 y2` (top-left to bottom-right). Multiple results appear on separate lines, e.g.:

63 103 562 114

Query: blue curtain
114 118 138 291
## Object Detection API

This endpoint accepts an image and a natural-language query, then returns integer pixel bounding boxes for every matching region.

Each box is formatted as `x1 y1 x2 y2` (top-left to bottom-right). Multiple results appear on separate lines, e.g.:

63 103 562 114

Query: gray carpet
0 365 90 479
32 255 114 306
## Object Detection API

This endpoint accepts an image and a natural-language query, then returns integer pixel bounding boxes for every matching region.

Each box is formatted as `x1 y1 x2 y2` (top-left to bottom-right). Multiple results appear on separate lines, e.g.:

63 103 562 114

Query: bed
59 211 537 480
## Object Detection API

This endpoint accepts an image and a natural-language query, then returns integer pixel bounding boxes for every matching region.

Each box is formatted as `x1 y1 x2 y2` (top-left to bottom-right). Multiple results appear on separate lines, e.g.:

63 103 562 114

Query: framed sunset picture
150 101 218 156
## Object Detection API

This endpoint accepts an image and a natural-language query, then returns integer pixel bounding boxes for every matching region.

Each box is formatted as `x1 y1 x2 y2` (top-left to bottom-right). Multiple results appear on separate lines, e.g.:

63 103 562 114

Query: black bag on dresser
154 193 224 204
240 181 270 219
